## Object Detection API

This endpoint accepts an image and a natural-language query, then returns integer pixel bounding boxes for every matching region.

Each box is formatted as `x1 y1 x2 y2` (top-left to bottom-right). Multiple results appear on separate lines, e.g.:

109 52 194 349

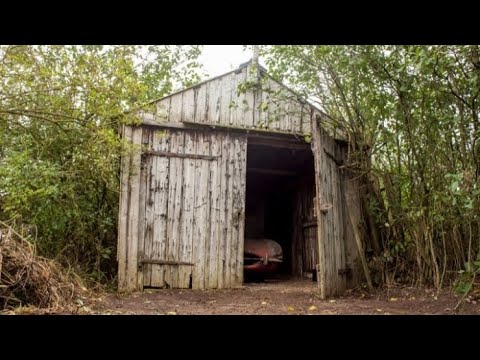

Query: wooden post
312 116 327 299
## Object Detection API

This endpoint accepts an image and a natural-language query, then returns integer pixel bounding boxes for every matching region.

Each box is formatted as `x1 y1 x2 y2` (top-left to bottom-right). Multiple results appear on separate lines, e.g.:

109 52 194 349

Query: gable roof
138 59 341 138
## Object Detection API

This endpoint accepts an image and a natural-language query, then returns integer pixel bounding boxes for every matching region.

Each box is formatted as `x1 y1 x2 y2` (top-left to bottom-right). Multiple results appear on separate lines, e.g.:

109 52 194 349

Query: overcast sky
199 45 266 77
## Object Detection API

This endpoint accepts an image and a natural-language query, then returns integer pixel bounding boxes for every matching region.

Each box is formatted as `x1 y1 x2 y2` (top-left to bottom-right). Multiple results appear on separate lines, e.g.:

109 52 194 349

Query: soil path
89 279 480 315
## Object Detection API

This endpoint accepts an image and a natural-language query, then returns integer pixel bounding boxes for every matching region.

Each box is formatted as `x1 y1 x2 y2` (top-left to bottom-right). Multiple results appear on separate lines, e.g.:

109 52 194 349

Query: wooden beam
248 136 311 150
247 167 296 176
182 120 308 136
143 150 217 161
141 259 194 266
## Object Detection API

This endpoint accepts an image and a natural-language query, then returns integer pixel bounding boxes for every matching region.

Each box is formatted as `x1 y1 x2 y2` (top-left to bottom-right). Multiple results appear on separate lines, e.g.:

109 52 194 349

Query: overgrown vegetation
262 45 480 291
2 45 479 297
0 45 203 285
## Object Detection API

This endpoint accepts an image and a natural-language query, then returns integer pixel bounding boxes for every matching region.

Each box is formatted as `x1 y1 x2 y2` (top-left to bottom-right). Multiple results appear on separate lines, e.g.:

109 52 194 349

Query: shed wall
118 126 247 291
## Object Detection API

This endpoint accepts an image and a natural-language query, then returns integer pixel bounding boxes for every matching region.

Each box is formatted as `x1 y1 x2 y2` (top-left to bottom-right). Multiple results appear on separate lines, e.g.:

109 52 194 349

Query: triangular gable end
139 62 320 136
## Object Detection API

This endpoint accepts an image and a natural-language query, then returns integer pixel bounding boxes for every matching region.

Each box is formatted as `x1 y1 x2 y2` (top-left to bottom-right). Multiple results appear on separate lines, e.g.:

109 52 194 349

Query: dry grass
0 223 88 312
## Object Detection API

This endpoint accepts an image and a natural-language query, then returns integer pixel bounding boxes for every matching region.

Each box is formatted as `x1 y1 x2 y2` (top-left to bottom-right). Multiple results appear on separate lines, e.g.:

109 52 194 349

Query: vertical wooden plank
179 131 197 288
290 101 302 134
224 133 235 288
230 70 245 128
326 137 343 294
334 141 346 294
117 126 132 291
221 73 233 125
150 129 170 287
125 126 143 291
284 101 292 134
244 67 255 128
312 118 327 299
230 135 240 286
169 93 183 123
326 139 336 296
182 88 196 122
192 132 211 289
207 132 222 288
207 78 222 124
136 128 150 289
171 132 186 287
143 129 157 287
217 133 229 289
344 170 364 289
163 131 183 288
233 135 247 287
266 82 281 131
156 97 171 122
272 85 287 132
302 106 312 135
163 132 178 288
194 84 207 123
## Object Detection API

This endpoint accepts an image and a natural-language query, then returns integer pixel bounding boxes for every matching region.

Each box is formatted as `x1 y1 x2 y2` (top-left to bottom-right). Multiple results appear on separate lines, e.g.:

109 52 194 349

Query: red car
244 238 283 274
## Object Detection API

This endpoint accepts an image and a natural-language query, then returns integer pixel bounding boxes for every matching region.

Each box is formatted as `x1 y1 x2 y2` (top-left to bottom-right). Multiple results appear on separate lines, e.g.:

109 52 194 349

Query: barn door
140 128 247 290
311 116 348 299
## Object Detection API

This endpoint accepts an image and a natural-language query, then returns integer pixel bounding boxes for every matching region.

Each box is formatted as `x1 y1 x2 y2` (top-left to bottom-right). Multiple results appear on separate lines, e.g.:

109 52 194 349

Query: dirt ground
84 278 479 315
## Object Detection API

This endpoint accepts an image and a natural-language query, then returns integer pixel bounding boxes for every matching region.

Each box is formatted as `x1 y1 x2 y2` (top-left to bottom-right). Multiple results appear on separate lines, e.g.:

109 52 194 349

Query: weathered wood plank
234 135 247 287
172 131 186 287
156 97 171 122
143 150 217 161
136 128 151 289
224 134 235 288
221 73 233 126
164 130 182 288
142 129 156 287
217 133 229 289
207 132 222 289
230 70 245 127
179 131 197 288
230 136 240 287
125 127 143 291
142 259 194 266
150 129 170 287
301 106 312 135
182 88 196 122
266 82 281 131
194 84 207 123
191 132 211 289
312 119 327 298
206 78 221 124
117 125 132 291
169 93 183 123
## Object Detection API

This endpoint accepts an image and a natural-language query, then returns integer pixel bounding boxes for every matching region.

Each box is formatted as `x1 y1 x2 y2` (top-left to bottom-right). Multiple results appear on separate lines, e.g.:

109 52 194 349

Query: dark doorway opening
244 135 315 283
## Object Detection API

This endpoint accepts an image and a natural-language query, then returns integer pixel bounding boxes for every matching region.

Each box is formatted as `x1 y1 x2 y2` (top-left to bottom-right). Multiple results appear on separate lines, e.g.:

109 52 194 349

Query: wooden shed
117 61 365 299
